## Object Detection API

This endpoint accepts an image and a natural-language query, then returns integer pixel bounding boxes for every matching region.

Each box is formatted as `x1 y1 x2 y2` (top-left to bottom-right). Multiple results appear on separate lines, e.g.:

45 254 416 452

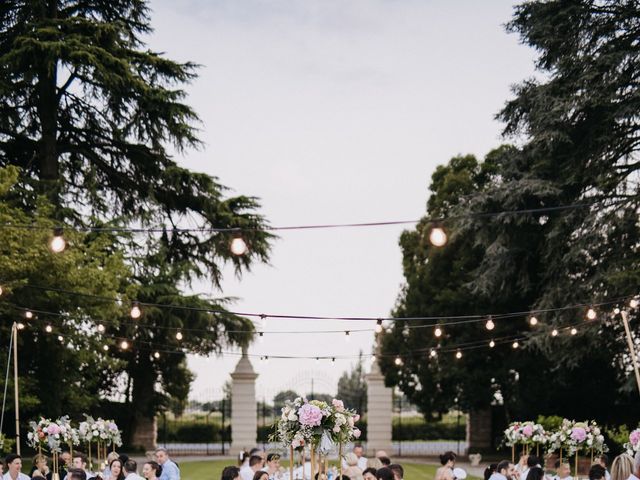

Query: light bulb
586 308 597 320
45 325 52 333
315 357 320 365
16 322 25 330
489 340 495 348
429 226 447 247
455 350 462 359
485 319 495 330
614 308 621 315
434 327 442 337
630 298 639 309
50 227 66 253
260 314 267 330
512 341 519 349
25 311 33 319
176 331 183 341
394 357 402 366
429 349 437 358
230 236 248 256
120 340 129 350
370 354 376 363
264 356 269 364
57 335 63 341
529 316 538 326
259 332 264 343
130 302 142 319
154 351 160 359
103 345 109 351
551 329 558 337
331 357 335 363
570 327 578 335
375 319 383 333
97 324 105 333
345 331 350 342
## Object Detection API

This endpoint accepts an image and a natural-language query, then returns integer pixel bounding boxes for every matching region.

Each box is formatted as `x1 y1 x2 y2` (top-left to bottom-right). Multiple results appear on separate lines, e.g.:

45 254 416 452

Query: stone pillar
466 408 492 453
365 359 393 457
132 416 157 451
230 348 259 455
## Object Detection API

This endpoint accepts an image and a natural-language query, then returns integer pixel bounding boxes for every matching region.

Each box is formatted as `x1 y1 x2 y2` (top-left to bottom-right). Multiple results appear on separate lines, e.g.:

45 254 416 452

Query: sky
145 0 537 403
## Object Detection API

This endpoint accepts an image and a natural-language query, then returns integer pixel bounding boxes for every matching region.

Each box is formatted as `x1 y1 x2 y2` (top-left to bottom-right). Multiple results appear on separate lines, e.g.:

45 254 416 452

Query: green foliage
336 352 368 412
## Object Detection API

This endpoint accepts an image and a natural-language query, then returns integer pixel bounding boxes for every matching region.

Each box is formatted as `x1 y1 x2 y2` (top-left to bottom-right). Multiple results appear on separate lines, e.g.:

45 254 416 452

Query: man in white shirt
240 455 264 480
2 454 30 480
489 460 516 480
552 461 573 480
123 460 144 480
341 445 368 471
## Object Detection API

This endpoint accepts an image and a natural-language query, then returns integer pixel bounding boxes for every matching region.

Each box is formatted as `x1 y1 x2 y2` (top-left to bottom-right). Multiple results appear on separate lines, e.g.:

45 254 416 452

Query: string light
57 335 63 342
260 314 267 330
120 340 129 350
529 316 538 326
614 308 621 315
586 308 597 320
258 332 264 343
103 345 109 351
49 227 66 253
570 327 578 335
315 357 320 365
485 318 495 330
512 341 519 349
264 356 269 364
429 226 447 247
489 340 495 348
97 324 105 333
16 322 25 330
630 298 639 309
455 350 462 359
375 319 383 333
331 357 335 363
154 351 160 359
175 331 183 341
45 325 52 333
434 327 443 337
429 349 437 358
551 329 558 337
230 235 248 256
130 302 142 319
345 330 350 342
394 357 402 366
25 311 33 319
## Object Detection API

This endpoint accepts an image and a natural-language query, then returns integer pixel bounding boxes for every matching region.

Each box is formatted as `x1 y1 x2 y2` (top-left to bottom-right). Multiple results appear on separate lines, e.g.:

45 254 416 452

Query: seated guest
610 454 634 480
527 467 545 480
375 468 394 480
263 454 280 480
363 468 377 480
388 465 403 480
30 454 50 479
66 470 87 480
553 461 573 480
596 455 611 480
142 462 162 480
344 453 363 480
589 466 606 480
103 453 120 480
378 458 391 468
123 460 143 480
484 464 498 480
221 467 241 480
109 459 125 480
489 461 515 480
366 459 382 471
252 473 268 480
4 454 31 480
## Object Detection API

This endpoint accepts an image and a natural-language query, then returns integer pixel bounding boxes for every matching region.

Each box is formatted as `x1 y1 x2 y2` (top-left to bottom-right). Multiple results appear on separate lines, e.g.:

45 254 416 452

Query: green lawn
179 459 481 480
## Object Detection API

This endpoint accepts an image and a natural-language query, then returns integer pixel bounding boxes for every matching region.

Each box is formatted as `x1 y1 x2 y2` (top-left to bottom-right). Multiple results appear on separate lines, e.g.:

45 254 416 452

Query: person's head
67 468 87 480
345 453 358 467
367 458 383 470
353 445 364 459
376 467 395 480
363 468 378 480
518 455 529 468
611 454 634 480
5 454 21 476
249 448 264 461
589 465 606 480
110 459 123 477
497 460 514 480
142 461 162 480
389 464 404 480
266 454 280 471
252 471 269 480
528 467 544 480
440 452 457 468
597 455 609 469
72 453 88 470
375 451 388 459
154 448 169 466
61 452 72 467
379 457 391 467
221 466 241 480
33 453 48 470
124 459 138 475
527 456 540 469
107 452 120 466
484 464 498 480
554 461 571 479
249 455 263 472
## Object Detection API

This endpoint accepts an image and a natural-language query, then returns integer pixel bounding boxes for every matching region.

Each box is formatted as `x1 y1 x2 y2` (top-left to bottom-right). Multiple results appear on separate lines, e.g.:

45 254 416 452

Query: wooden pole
512 445 515 463
338 443 343 480
12 322 20 455
311 445 315 480
289 446 294 480
621 311 640 396
574 452 578 479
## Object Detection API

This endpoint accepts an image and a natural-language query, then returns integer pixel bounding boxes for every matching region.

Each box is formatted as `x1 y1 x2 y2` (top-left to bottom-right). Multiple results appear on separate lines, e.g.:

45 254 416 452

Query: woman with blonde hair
29 454 49 479
610 454 634 480
344 453 364 480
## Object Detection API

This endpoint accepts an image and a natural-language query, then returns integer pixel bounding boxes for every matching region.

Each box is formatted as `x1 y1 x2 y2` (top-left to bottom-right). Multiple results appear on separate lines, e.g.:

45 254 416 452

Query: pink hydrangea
630 429 640 446
46 423 60 435
354 414 360 423
522 425 533 437
298 404 323 426
571 427 587 442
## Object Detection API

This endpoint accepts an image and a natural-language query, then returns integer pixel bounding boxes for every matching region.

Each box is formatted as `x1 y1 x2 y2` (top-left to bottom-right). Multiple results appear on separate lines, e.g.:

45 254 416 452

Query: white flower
287 412 298 421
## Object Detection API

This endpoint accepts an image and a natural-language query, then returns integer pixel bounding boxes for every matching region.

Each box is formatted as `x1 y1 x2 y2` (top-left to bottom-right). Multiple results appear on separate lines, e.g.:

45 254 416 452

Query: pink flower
46 423 60 435
354 414 360 423
353 428 361 439
333 426 341 433
571 427 587 443
298 404 323 426
630 430 640 446
522 425 533 437
332 399 345 412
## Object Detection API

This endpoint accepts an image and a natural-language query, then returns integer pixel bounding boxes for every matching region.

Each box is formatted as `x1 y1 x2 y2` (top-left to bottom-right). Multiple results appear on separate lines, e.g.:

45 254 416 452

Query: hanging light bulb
429 349 437 358
429 225 447 247
529 316 538 326
489 340 495 348
154 351 160 359
16 322 25 330
370 354 376 363
434 327 443 337
120 340 129 350
0 285 3 296
103 344 109 351
586 308 597 320
485 318 495 331
570 327 578 335
130 302 142 319
394 356 402 366
259 332 264 343
551 329 558 337
49 227 66 253
57 335 63 342
230 235 248 256
375 319 383 333
176 331 183 341
45 325 52 333
97 324 105 333
25 311 33 319
614 308 621 315
512 341 519 349
260 314 267 330
331 357 335 363
345 331 350 342
630 298 639 309
264 356 269 364
315 357 320 365
455 350 462 359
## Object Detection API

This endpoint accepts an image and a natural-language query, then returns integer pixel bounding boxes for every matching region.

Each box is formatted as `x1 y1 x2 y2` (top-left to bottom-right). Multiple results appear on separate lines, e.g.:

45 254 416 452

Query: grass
179 459 482 480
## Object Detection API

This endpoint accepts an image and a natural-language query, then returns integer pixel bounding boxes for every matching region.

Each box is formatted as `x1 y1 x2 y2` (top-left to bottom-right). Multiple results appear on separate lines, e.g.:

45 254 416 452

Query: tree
0 1 273 444
337 352 367 413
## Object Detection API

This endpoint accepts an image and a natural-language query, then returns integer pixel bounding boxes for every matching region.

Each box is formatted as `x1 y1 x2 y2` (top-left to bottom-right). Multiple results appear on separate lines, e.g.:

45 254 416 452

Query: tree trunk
129 355 158 450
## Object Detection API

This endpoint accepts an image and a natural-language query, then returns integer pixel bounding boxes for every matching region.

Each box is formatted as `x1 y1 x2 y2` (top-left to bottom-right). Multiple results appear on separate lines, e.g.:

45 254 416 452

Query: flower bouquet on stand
547 419 575 466
503 422 523 462
27 418 70 480
624 428 640 457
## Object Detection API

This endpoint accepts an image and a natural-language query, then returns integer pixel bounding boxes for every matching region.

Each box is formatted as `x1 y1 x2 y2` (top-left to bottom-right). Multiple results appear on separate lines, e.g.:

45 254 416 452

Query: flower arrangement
624 428 640 456
503 422 523 448
546 419 607 456
27 417 66 452
547 419 575 455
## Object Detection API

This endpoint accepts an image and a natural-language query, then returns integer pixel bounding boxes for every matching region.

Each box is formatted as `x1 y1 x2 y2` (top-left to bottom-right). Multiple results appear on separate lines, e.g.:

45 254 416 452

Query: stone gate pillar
365 359 393 456
466 408 492 453
230 348 258 455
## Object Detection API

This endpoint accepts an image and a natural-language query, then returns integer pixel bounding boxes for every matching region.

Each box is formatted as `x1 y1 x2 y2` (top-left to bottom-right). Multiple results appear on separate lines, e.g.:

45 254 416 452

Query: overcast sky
146 0 536 403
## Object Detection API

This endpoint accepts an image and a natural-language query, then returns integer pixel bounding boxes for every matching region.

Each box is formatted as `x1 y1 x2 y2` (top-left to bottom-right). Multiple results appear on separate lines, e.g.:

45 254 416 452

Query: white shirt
488 473 507 480
3 473 30 480
340 456 368 471
240 465 255 480
626 475 640 480
125 473 145 480
552 475 573 480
